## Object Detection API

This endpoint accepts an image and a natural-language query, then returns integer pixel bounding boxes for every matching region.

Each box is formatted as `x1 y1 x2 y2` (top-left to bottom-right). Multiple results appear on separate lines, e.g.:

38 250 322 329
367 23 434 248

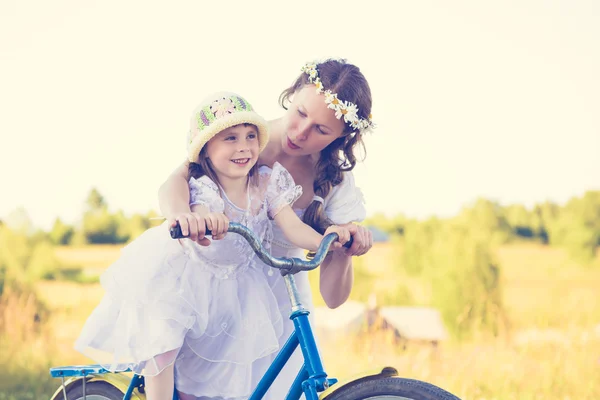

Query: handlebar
169 222 353 275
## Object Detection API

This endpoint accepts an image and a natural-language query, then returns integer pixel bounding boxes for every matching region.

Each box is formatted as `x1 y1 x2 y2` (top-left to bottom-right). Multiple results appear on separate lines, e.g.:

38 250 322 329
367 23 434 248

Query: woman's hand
323 225 351 250
339 223 373 256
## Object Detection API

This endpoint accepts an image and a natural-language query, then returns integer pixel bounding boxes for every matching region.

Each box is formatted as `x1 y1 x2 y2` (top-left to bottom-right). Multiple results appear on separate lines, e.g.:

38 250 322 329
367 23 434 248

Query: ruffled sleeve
324 171 366 224
260 162 303 219
189 175 225 213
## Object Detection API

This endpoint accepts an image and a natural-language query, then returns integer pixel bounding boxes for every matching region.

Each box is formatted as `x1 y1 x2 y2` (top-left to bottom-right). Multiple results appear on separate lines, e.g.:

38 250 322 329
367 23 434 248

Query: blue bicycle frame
50 223 342 400
248 274 338 400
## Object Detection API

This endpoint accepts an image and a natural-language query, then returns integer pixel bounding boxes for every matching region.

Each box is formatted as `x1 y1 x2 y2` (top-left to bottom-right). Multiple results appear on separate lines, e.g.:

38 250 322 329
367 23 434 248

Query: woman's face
280 85 346 157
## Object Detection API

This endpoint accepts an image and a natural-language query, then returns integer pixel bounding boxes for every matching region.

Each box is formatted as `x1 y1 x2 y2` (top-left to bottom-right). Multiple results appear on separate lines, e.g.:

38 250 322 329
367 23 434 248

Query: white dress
74 162 303 399
257 171 366 400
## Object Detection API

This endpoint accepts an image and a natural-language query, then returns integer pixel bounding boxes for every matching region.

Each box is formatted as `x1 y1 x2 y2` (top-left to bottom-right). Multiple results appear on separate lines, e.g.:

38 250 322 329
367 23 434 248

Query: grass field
1 242 599 399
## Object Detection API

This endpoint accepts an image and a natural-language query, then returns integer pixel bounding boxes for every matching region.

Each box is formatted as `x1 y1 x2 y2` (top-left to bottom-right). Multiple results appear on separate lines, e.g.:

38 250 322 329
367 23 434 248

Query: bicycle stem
284 274 304 313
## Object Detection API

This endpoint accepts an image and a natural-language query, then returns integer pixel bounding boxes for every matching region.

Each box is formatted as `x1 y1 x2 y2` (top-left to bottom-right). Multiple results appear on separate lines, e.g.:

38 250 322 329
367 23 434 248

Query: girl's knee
146 348 181 375
155 348 180 365
177 391 196 400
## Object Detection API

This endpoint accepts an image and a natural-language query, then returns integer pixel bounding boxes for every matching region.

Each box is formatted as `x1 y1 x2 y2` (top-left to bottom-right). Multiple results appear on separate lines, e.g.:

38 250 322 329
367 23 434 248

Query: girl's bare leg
144 348 180 400
145 362 175 399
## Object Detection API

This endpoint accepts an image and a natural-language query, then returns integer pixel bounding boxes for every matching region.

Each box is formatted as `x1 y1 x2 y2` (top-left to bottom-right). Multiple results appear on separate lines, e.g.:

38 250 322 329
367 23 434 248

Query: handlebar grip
169 223 212 239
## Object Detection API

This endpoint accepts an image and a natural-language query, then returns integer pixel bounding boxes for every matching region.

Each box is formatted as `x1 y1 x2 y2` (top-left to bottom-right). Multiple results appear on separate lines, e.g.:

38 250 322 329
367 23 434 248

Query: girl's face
205 124 260 181
281 85 346 157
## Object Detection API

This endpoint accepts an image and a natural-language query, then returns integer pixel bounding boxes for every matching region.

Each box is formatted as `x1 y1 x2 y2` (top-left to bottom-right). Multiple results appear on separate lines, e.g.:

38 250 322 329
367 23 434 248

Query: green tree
400 217 441 276
0 224 62 288
49 218 75 245
551 191 600 264
126 213 152 241
504 204 535 239
429 222 505 339
456 198 512 245
399 216 506 339
0 225 30 290
533 201 560 244
86 187 107 211
363 212 405 235
81 188 126 244
113 210 132 243
26 241 62 281
82 207 120 244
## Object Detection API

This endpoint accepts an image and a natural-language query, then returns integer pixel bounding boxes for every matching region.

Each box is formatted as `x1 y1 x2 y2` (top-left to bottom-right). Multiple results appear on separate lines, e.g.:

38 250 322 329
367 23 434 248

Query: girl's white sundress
75 162 302 399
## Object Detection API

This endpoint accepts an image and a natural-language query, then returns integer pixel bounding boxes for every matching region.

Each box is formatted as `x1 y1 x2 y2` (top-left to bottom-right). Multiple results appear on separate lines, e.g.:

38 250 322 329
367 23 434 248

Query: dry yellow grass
54 244 124 273
320 328 600 400
2 242 600 399
497 243 600 329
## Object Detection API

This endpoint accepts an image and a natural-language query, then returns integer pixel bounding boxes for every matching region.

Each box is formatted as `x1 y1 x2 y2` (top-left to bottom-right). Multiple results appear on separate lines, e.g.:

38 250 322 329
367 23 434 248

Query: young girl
74 91 350 400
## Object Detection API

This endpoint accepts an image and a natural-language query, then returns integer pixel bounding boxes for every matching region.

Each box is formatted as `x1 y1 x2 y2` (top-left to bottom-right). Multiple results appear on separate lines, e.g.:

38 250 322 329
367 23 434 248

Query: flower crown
301 61 375 134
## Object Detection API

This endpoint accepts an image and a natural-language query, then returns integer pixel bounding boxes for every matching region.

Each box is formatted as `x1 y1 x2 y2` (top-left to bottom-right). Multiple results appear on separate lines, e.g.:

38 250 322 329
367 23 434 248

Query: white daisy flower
314 78 324 93
343 103 359 124
324 90 336 104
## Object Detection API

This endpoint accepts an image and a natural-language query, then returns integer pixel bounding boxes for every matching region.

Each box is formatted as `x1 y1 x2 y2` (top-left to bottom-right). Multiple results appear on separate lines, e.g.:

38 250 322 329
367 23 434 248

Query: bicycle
50 222 461 400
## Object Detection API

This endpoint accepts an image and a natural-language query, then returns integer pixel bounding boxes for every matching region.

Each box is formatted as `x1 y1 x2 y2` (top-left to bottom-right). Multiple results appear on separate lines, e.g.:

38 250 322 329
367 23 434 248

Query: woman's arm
319 251 353 309
158 161 191 218
158 160 209 244
319 223 373 309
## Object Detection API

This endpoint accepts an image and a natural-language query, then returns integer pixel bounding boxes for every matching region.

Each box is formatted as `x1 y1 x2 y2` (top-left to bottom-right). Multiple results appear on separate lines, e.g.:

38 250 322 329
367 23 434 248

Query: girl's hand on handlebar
203 213 229 241
324 225 351 250
169 212 211 246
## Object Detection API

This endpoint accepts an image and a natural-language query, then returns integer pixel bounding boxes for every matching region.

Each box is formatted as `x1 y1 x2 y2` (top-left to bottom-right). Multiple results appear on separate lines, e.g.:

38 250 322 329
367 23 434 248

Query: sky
1 0 599 230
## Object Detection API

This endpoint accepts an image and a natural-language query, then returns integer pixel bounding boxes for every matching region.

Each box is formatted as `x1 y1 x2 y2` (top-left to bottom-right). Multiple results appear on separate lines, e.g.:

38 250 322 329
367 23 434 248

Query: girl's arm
275 203 355 308
273 206 323 251
273 207 351 252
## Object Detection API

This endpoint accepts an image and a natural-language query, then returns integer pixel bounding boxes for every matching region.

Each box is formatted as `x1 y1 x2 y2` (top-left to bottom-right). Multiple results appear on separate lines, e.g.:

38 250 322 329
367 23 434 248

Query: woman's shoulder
328 169 358 198
324 169 366 223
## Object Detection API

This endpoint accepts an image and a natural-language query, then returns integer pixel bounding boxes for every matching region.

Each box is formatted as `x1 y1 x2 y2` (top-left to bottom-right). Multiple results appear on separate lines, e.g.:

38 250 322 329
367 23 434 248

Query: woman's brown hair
279 59 372 233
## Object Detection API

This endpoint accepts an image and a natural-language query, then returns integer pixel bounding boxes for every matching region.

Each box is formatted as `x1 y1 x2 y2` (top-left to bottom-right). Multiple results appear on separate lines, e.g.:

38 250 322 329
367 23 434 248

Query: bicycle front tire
322 376 461 400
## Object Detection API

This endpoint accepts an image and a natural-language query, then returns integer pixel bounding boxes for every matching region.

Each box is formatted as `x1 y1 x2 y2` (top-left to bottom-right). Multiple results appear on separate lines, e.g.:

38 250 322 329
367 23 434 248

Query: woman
158 58 375 398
